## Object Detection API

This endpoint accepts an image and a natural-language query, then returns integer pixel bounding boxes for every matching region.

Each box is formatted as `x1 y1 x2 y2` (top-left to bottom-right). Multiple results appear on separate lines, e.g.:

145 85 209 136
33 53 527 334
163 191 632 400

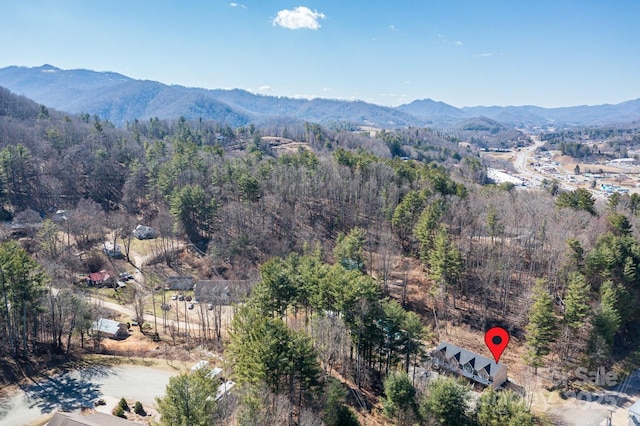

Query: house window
463 364 473 374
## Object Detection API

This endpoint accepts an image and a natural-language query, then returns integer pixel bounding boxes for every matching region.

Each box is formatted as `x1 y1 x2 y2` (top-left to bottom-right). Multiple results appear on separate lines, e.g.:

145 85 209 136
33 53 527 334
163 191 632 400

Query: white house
191 360 209 371
215 380 235 401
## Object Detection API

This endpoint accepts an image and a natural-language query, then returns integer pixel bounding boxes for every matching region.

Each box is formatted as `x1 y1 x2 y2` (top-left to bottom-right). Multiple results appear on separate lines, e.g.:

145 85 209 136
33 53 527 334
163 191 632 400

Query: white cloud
258 85 273 92
433 34 464 47
473 52 493 58
322 87 332 92
273 6 326 30
229 3 247 9
388 25 399 32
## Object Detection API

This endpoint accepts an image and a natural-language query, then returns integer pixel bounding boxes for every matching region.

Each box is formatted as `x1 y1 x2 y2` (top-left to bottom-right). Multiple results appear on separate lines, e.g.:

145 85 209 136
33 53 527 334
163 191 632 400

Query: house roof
133 224 156 238
215 380 235 401
630 399 640 417
434 341 505 377
48 411 140 426
88 270 113 282
91 318 125 336
207 367 223 379
165 275 194 291
103 242 121 251
191 360 209 371
193 280 255 304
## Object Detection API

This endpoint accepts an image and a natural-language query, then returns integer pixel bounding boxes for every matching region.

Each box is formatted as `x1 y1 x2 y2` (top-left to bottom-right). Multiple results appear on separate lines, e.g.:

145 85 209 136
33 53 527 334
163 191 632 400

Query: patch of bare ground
325 366 390 426
552 154 630 175
0 351 85 397
96 331 220 367
482 151 517 163
91 397 160 425
261 136 313 157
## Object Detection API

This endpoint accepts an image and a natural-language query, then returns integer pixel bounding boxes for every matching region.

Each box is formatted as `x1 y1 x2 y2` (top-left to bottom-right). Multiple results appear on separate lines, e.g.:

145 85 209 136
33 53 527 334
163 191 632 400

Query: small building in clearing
431 341 508 389
102 242 123 259
133 224 157 240
90 318 128 339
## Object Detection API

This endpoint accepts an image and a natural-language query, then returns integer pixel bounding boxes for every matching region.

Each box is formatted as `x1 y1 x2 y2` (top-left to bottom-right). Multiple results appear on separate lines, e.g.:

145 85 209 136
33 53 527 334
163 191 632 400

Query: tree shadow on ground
20 366 115 413
0 396 15 421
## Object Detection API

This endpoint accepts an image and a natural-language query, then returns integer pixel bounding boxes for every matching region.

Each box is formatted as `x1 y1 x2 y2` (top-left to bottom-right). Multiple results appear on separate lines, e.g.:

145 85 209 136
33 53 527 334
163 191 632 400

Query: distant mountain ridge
0 64 639 129
0 65 423 128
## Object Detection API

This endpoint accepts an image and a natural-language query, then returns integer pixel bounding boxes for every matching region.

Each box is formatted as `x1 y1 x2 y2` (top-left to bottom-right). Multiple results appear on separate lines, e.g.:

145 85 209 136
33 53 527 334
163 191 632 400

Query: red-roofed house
87 270 114 287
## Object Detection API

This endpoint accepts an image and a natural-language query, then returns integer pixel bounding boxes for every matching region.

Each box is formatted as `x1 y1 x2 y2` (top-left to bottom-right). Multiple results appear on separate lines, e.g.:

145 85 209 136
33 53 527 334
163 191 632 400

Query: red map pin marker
484 326 510 363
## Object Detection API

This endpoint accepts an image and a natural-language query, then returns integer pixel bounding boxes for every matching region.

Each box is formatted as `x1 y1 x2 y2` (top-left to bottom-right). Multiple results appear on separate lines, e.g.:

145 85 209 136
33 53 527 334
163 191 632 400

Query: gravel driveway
0 364 178 426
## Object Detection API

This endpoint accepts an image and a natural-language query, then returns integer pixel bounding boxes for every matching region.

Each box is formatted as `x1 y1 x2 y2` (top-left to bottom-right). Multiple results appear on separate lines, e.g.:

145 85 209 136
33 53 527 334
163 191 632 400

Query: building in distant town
610 158 636 166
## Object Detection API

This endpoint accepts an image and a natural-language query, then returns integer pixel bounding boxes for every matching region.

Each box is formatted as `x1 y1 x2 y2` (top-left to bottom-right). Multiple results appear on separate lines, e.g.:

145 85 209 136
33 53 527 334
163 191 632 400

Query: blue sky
1 1 639 108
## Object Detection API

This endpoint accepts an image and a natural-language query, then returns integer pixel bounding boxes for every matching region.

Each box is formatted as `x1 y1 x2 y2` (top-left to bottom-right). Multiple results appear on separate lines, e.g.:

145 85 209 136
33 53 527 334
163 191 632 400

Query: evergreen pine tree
525 280 559 370
564 273 591 330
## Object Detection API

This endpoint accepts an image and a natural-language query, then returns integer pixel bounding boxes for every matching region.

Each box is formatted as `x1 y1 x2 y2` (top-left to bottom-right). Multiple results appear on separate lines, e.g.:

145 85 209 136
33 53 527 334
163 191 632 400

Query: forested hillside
541 124 640 160
2 86 640 425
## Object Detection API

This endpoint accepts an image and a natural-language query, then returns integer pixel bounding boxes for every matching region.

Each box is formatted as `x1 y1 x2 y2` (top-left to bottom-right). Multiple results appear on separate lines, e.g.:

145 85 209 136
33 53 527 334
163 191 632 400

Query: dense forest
2 85 640 425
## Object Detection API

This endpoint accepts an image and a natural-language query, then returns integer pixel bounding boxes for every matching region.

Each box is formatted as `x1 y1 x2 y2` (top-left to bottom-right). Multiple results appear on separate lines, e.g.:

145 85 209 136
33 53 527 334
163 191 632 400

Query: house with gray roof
47 411 139 426
193 280 254 305
431 341 508 389
90 318 128 339
133 224 156 240
164 275 194 291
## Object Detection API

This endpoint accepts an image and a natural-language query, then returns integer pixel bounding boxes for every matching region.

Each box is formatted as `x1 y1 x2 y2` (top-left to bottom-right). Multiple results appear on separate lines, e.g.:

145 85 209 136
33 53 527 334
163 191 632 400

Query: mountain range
1 64 639 129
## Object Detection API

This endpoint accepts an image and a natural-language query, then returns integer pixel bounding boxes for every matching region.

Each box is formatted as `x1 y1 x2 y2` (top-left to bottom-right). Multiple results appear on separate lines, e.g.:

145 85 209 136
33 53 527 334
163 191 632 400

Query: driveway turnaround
0 364 177 426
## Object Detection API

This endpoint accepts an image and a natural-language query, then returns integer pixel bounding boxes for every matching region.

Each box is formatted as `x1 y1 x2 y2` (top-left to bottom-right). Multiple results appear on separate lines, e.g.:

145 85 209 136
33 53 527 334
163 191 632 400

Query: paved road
513 136 578 191
0 364 177 426
547 368 640 426
512 136 610 202
513 137 544 181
